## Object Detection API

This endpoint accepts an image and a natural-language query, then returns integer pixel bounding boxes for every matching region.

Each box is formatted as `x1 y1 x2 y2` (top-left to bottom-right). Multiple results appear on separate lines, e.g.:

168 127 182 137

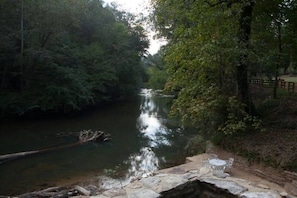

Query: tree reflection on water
137 89 171 147
126 89 174 180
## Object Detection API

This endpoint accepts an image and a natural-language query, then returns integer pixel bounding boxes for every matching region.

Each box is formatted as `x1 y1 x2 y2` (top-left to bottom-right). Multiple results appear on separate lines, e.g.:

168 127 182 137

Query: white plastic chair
225 158 234 172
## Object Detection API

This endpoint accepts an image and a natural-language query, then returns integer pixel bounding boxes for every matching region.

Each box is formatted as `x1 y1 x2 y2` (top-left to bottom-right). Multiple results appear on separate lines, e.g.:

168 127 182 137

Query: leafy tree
144 52 168 90
250 0 297 98
0 0 149 118
151 0 266 136
151 0 297 137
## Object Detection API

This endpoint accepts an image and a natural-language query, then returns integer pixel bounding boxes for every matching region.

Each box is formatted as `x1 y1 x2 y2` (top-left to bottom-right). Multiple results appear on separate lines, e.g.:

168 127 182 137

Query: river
0 89 196 195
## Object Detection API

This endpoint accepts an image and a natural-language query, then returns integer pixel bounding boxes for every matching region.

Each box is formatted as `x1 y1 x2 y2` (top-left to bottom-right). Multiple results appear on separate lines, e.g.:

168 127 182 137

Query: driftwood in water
74 185 91 196
0 150 39 162
18 186 79 198
18 185 93 198
79 129 111 143
0 129 111 164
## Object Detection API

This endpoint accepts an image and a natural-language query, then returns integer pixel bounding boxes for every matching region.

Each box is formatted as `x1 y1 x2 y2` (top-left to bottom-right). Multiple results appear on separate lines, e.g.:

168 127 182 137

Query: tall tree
251 0 297 98
151 0 263 135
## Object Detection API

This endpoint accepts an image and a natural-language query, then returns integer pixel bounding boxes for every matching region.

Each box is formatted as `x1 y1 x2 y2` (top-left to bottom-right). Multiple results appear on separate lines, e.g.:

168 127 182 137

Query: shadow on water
0 89 196 196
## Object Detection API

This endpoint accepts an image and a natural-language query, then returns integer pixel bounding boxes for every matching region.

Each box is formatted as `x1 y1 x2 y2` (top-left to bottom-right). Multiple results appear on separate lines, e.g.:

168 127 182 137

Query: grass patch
280 75 297 83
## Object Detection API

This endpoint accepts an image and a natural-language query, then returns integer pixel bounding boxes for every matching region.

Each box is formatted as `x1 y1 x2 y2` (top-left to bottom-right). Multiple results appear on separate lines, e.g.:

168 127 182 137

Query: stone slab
127 189 160 198
140 176 161 191
240 191 280 198
102 188 126 197
201 178 248 195
157 174 188 192
284 182 297 196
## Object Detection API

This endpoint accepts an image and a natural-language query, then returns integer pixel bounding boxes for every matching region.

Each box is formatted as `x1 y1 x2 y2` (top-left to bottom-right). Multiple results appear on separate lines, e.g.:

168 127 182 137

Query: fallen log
0 142 81 164
0 129 111 164
0 150 39 163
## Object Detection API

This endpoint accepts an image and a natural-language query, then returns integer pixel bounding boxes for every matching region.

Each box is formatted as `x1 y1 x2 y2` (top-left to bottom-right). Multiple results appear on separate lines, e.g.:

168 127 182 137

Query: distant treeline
0 0 149 118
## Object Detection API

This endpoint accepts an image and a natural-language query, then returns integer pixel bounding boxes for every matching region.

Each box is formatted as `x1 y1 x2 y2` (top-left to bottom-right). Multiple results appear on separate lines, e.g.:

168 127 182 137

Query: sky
103 0 166 55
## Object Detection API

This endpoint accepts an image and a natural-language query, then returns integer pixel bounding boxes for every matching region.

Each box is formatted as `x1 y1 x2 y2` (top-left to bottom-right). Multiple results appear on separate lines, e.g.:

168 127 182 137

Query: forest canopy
0 0 149 117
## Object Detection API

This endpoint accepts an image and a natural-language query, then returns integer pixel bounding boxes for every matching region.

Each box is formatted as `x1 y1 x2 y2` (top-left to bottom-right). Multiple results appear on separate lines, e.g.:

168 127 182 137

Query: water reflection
126 147 159 180
137 89 171 147
0 88 191 195
126 89 174 179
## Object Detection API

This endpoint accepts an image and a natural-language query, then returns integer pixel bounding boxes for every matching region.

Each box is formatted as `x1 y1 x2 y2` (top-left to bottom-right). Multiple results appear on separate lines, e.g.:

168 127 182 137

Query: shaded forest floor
222 84 297 172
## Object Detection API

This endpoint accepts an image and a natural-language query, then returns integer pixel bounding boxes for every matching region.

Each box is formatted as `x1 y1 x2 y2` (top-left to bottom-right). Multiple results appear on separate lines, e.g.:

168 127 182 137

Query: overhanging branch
204 0 228 7
204 0 241 8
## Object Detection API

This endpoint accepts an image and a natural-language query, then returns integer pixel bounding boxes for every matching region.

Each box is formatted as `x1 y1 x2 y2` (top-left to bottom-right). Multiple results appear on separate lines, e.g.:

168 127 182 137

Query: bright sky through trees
104 0 165 54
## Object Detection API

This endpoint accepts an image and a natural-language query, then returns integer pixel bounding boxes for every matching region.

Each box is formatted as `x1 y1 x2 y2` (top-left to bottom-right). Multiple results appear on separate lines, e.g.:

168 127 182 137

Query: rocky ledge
17 153 297 198
92 154 296 198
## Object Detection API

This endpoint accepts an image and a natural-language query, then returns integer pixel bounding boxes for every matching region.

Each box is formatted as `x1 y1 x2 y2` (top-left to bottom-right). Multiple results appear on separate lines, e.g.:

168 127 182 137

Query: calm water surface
0 89 195 195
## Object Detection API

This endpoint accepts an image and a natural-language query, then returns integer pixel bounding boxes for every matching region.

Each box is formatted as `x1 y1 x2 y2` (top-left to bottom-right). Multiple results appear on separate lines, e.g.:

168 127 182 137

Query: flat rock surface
89 153 296 198
240 191 280 198
18 153 297 198
91 153 295 197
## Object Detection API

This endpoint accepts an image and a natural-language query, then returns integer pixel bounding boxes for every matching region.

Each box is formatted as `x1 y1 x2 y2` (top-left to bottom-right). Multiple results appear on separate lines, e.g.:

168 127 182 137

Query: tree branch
204 0 228 7
204 0 241 8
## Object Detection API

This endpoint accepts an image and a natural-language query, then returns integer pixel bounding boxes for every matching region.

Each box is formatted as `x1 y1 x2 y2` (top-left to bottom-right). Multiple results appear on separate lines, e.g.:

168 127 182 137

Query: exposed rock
140 176 161 190
255 183 270 189
199 167 211 175
16 153 297 198
157 174 187 192
128 189 160 198
201 178 248 195
98 176 125 190
240 191 280 198
292 180 297 187
74 185 91 196
125 181 143 189
280 191 293 198
166 167 186 174
102 188 126 197
284 182 297 196
284 171 297 183
182 172 200 180
284 171 297 182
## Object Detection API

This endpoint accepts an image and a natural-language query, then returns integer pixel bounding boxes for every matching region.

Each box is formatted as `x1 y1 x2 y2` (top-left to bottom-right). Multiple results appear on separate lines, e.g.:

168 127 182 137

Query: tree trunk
20 0 24 93
237 1 256 115
0 130 111 164
273 22 282 99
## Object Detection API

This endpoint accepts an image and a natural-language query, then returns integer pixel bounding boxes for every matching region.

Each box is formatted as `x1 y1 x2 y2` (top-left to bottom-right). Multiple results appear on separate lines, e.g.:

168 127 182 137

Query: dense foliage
0 0 149 117
152 0 297 136
143 52 168 90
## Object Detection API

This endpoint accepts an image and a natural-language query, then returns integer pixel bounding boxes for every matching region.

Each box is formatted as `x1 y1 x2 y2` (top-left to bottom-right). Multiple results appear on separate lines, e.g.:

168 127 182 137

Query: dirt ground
210 84 297 193
228 128 297 170
206 144 297 197
240 84 297 171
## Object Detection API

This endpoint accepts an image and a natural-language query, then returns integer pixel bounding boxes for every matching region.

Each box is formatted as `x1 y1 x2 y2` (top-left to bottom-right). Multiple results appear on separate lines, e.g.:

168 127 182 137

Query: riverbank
206 146 297 196
16 150 297 197
220 84 297 172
